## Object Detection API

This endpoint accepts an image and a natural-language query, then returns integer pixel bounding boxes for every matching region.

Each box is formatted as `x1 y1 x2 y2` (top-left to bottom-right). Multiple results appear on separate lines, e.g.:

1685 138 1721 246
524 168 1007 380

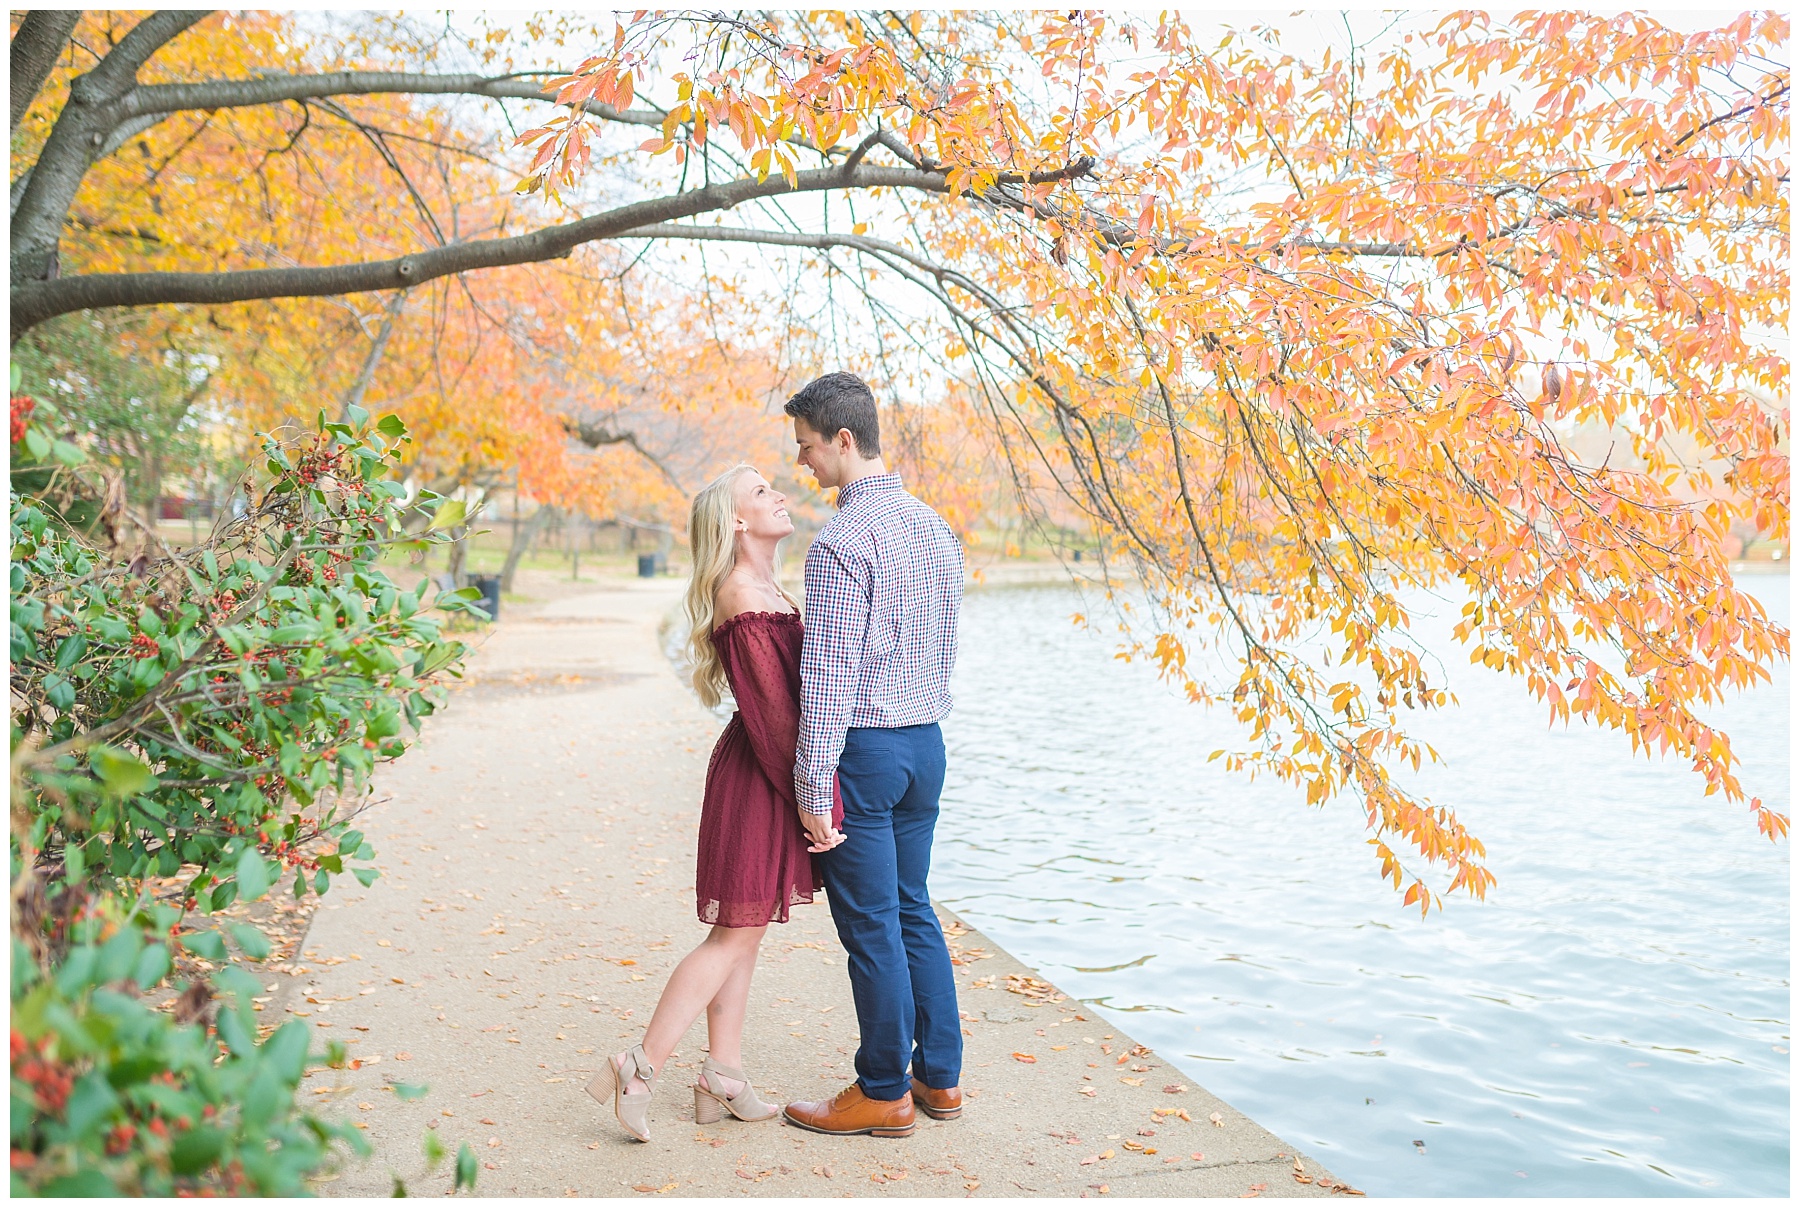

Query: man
779 372 965 1139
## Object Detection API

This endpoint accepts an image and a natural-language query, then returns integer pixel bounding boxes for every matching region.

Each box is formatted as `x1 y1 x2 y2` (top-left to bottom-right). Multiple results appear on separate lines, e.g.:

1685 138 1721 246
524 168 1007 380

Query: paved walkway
293 571 1348 1198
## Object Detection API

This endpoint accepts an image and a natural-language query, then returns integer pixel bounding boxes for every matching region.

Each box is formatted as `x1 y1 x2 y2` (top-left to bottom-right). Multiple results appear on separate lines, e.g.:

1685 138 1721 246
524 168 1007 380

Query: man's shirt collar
836 471 902 509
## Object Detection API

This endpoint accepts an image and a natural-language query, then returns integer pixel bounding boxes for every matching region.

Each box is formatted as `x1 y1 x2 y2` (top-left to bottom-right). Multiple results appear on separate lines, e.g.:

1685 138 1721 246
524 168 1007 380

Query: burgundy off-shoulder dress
695 611 842 927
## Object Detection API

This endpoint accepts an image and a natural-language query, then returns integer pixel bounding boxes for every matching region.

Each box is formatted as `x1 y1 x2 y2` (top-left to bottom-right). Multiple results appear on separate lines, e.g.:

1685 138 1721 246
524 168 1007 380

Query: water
934 575 1789 1197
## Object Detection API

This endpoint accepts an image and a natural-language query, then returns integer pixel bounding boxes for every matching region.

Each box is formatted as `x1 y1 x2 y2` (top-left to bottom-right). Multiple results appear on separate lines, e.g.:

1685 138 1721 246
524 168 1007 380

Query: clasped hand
798 807 845 853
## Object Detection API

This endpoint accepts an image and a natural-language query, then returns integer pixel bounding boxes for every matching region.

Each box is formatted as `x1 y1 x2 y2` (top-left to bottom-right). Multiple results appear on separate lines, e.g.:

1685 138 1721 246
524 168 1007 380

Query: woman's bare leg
616 924 766 1092
699 937 763 1095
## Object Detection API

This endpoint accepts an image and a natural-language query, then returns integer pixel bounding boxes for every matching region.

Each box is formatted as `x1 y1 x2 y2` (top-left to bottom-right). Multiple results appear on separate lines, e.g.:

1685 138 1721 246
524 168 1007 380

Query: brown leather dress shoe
783 1084 916 1137
910 1077 963 1120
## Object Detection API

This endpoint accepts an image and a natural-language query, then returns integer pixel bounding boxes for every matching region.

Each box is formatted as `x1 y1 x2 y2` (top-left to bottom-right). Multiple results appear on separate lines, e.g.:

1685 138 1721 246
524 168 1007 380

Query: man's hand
799 807 845 853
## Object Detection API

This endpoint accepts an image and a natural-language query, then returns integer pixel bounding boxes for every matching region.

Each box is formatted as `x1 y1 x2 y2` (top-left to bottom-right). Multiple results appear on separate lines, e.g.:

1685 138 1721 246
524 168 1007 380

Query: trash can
637 553 657 578
470 573 501 622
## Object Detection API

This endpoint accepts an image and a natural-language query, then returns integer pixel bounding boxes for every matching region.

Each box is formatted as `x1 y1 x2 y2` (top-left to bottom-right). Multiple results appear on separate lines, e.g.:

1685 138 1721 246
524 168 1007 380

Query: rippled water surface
934 576 1789 1197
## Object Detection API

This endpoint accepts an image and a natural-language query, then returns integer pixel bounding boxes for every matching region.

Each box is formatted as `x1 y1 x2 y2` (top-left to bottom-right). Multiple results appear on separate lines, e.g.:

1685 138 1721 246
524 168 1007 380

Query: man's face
793 418 845 490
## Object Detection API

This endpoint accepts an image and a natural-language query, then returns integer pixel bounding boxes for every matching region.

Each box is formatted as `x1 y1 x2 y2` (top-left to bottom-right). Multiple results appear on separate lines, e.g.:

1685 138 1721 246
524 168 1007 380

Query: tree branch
564 418 684 492
122 70 669 128
10 9 81 131
10 162 950 339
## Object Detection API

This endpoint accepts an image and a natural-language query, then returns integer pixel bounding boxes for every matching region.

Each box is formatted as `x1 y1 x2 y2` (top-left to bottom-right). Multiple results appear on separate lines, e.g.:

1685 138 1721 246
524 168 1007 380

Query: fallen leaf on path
1077 1087 1097 1097
487 1138 501 1148
1012 1052 1037 1063
1051 1045 1068 1051
395 1052 413 1061
1164 1084 1187 1094
358 1102 373 1111
1209 1111 1224 1126
1120 1077 1144 1086
377 940 391 947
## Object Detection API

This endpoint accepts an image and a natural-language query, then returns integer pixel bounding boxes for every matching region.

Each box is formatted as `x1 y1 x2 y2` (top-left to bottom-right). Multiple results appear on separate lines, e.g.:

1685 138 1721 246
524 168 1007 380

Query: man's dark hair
784 372 881 458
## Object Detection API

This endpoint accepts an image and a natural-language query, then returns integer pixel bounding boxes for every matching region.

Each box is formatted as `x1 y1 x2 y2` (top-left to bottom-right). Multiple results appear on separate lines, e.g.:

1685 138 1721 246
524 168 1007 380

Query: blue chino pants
818 723 962 1101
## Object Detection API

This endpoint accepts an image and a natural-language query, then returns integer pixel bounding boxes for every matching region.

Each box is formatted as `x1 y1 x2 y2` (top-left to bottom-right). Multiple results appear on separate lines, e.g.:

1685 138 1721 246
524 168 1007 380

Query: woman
587 464 843 1142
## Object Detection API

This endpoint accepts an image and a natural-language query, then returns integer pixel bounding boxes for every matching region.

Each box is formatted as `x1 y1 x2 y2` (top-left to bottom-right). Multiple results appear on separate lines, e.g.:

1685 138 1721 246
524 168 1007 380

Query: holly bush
9 914 367 1195
10 402 481 1194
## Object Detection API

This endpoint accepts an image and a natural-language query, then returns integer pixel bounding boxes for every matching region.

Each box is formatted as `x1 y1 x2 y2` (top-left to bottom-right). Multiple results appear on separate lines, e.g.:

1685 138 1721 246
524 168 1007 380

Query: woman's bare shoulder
713 573 797 627
713 574 762 625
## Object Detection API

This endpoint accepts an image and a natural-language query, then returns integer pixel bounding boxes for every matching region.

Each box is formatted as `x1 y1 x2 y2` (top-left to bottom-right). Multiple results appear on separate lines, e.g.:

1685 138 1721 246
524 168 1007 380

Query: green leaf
90 745 153 796
241 1064 285 1127
377 414 407 439
422 1127 446 1164
53 633 87 670
179 930 227 962
353 866 380 888
228 922 272 961
24 428 49 460
236 844 271 901
64 1070 119 1135
426 499 467 532
95 926 144 983
43 674 74 711
129 942 171 989
260 1020 310 1083
51 438 86 466
454 1142 478 1191
169 1125 227 1175
394 1082 429 1102
39 1169 117 1196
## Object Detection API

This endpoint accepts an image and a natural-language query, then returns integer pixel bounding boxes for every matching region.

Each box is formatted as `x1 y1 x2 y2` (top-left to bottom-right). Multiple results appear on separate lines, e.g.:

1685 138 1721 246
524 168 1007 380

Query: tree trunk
445 529 469 587
500 504 552 594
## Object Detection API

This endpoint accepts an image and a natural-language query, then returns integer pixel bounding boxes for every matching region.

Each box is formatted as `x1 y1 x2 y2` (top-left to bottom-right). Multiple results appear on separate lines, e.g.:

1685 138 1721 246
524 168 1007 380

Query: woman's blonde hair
683 464 798 708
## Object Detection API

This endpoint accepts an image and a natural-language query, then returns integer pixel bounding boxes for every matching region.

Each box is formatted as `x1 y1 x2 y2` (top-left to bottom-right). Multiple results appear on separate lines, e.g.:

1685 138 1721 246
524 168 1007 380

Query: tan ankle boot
587 1044 656 1142
693 1058 779 1123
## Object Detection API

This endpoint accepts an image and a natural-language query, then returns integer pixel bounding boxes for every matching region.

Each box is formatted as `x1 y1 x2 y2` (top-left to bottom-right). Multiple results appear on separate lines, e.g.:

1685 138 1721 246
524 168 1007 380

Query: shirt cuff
796 775 835 815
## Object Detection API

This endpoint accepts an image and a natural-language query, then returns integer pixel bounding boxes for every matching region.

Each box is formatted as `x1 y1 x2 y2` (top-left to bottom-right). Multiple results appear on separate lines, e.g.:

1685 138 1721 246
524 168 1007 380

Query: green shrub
10 401 480 1194
9 920 366 1196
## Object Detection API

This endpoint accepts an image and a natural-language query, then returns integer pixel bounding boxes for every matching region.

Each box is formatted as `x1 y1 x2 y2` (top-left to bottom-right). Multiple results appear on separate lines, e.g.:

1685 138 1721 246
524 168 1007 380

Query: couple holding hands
586 372 966 1142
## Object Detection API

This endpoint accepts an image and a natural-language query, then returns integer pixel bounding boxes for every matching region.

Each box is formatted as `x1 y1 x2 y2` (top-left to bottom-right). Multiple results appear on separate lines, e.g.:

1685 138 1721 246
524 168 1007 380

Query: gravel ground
282 569 1350 1198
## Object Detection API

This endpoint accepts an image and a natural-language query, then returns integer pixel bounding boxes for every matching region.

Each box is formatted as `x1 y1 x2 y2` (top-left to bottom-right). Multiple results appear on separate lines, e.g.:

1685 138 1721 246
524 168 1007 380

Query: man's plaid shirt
795 472 963 814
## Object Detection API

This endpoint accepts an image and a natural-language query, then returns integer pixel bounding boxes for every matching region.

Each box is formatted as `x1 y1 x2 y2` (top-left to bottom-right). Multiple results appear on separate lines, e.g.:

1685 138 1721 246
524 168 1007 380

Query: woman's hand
799 807 845 853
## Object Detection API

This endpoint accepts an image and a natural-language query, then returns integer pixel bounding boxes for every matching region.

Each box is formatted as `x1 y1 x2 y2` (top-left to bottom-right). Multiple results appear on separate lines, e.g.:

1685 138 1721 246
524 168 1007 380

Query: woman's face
733 470 794 541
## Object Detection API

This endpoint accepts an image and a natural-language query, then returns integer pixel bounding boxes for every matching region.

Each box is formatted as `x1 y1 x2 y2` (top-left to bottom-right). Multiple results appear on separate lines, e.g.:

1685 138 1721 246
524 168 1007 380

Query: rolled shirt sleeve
796 537 868 814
